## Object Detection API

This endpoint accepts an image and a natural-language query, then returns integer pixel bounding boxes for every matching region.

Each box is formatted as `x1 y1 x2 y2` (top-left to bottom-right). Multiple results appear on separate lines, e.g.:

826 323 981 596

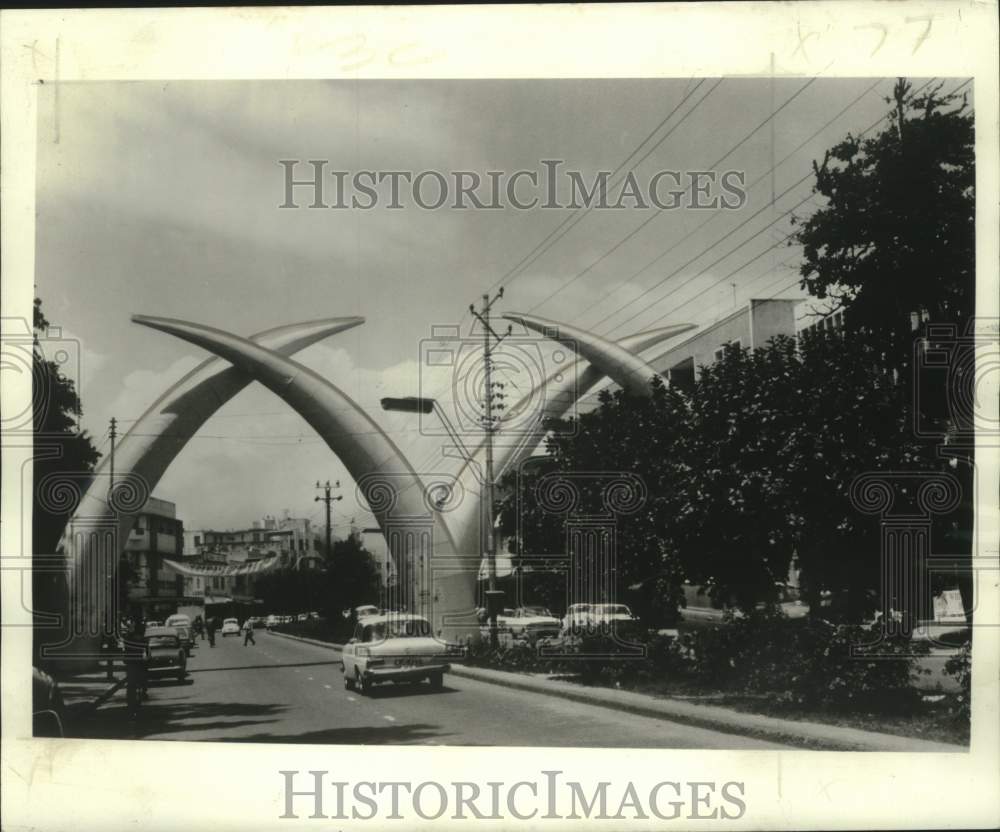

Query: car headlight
356 646 371 657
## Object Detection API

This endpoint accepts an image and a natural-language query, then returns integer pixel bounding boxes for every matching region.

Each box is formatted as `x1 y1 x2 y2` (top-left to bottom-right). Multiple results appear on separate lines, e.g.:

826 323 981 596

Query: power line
595 77 944 338
524 77 822 317
569 79 887 329
498 78 725 289
415 77 721 412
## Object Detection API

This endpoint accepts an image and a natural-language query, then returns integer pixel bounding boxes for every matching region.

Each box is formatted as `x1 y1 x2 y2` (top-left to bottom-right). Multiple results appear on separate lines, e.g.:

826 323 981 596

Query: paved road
74 631 791 748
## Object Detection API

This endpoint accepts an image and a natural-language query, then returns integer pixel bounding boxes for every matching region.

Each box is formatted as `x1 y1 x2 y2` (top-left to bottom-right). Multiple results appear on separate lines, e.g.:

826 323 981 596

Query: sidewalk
267 629 966 753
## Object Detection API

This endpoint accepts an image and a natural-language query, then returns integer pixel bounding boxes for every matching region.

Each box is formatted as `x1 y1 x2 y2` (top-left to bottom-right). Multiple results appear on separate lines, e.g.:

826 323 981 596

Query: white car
164 614 194 654
562 603 594 632
265 614 279 629
562 603 639 635
589 603 638 626
498 606 563 642
354 605 379 620
340 613 459 695
220 617 241 637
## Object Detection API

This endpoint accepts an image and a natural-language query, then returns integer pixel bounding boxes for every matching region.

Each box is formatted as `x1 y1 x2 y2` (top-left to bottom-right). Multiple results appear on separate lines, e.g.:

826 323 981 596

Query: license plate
395 658 425 667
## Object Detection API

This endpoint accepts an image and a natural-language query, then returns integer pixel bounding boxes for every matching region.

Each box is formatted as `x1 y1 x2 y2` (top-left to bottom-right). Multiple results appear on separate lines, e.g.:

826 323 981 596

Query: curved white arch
449 322 695 557
133 315 479 641
57 317 363 658
503 312 662 398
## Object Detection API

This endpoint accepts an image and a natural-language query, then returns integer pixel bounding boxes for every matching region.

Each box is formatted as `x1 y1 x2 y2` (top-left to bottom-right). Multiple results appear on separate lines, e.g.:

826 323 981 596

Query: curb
265 630 964 752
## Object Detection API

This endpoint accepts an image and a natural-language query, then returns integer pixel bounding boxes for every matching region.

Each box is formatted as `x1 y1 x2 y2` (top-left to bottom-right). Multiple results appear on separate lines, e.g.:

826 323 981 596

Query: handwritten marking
906 15 934 54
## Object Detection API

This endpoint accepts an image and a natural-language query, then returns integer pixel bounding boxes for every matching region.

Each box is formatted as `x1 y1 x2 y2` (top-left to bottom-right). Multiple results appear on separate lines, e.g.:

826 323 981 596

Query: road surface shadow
210 722 455 745
189 660 339 674
359 683 460 700
67 700 288 740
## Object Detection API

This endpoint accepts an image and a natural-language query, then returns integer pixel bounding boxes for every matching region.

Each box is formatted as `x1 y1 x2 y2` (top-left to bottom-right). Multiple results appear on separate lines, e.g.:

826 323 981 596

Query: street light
381 393 500 643
380 396 434 415
380 396 474 464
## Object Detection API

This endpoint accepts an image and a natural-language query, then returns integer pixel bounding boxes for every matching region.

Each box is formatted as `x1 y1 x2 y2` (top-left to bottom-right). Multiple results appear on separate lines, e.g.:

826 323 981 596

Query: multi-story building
647 297 800 389
183 514 324 569
123 496 185 620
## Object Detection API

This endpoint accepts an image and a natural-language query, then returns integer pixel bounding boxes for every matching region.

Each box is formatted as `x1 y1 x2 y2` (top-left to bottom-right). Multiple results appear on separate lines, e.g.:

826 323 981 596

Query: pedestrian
194 615 205 640
122 618 148 720
242 617 256 646
206 616 216 647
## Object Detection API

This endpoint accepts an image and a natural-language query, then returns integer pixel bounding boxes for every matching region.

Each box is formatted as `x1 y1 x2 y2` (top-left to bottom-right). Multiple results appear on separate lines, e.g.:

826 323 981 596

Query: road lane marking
383 715 396 722
346 696 356 702
323 684 332 689
307 676 314 681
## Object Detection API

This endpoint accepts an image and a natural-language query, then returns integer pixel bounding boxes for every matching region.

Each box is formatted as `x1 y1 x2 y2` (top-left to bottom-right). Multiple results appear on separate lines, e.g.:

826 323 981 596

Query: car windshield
224 619 237 625
522 607 552 616
364 618 432 641
147 636 178 648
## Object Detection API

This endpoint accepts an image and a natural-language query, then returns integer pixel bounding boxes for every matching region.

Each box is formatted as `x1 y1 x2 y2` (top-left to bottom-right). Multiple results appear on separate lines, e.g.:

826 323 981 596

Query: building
122 496 185 620
647 298 799 389
184 513 324 569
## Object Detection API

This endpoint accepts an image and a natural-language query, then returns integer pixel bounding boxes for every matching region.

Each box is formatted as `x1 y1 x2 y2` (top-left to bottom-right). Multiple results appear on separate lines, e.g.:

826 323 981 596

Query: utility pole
470 288 511 647
108 416 118 499
314 480 342 564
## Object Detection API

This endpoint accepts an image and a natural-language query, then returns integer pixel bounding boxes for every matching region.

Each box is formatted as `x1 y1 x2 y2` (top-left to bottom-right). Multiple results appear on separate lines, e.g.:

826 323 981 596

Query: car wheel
356 670 371 696
428 672 444 690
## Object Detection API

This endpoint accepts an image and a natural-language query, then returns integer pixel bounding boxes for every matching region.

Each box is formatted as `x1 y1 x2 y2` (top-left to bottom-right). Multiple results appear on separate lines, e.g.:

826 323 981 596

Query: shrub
944 637 972 722
464 639 551 673
680 609 927 712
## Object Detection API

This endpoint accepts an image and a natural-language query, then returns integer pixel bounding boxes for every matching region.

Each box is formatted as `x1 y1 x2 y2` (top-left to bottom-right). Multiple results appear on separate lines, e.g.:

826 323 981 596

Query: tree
32 299 102 659
792 78 974 368
791 76 976 618
254 533 380 627
328 533 381 614
502 331 958 624
499 380 692 627
32 299 102 554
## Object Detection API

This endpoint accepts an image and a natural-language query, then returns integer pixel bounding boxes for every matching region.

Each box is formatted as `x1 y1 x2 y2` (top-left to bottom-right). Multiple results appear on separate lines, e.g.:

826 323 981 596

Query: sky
33 76 954 532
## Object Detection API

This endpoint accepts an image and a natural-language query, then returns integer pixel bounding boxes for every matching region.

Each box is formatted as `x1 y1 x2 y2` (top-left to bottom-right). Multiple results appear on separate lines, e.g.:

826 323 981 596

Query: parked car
561 603 594 633
144 626 187 682
498 606 563 642
354 605 379 620
587 603 641 635
164 614 194 655
589 603 638 625
296 612 309 622
265 614 279 630
220 617 241 637
145 620 162 628
341 613 461 695
561 603 640 636
32 667 66 737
